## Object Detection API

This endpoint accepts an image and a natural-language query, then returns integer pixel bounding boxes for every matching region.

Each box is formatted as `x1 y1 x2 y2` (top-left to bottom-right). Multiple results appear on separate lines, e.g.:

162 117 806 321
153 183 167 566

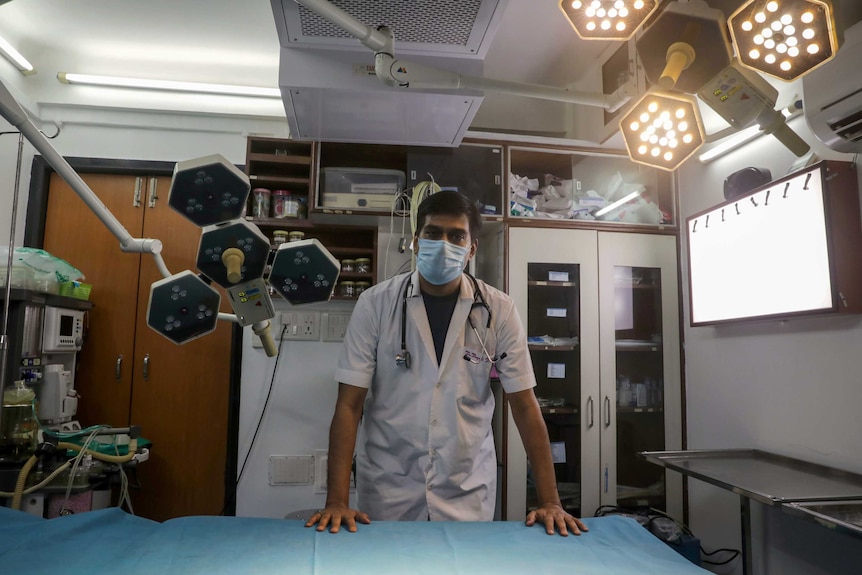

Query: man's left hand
525 503 588 536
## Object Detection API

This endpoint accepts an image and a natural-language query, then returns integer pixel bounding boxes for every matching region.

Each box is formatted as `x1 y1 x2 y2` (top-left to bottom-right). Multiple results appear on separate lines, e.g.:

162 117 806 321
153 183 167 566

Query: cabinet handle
115 355 123 381
143 354 150 381
587 396 594 428
133 177 143 207
604 396 611 428
494 175 500 186
147 178 159 208
410 170 417 180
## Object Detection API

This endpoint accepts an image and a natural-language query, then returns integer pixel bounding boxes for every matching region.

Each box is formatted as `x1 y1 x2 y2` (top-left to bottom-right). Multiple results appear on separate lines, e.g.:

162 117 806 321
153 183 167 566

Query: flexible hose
0 460 71 498
58 439 138 463
11 454 38 510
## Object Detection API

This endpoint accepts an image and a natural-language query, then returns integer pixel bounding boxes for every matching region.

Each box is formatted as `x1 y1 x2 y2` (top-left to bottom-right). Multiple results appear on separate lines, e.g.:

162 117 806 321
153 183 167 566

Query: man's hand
305 504 371 533
525 503 588 536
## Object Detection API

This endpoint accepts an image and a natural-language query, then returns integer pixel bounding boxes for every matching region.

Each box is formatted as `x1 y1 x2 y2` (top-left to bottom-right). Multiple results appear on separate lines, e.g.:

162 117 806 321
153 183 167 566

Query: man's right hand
305 504 371 533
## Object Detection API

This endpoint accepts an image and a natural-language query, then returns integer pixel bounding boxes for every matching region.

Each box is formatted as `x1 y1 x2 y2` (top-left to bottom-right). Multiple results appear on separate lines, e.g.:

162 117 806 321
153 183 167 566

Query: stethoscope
395 272 506 369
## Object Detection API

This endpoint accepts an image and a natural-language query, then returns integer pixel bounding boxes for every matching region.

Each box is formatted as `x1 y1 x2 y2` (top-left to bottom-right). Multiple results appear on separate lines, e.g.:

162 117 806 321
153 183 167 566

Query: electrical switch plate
314 449 328 493
321 312 351 342
269 455 314 486
281 311 320 341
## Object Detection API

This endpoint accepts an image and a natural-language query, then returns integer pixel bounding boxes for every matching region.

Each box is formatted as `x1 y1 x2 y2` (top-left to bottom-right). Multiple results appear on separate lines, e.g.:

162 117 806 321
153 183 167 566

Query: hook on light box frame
803 173 812 190
750 196 758 208
784 182 790 198
735 203 741 216
765 190 771 206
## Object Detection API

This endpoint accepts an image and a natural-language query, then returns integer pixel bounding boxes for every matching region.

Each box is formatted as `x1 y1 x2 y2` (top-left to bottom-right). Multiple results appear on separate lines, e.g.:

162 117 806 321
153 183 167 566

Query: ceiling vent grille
272 0 505 57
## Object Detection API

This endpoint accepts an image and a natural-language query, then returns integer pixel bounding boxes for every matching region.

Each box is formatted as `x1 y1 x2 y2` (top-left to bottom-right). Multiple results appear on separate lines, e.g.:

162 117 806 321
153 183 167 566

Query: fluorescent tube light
595 189 643 217
698 106 800 163
0 34 34 74
57 73 281 98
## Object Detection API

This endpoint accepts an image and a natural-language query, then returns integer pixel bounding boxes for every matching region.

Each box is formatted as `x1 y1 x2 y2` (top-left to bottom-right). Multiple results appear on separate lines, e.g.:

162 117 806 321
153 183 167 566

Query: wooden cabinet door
43 172 233 521
43 173 144 428
128 175 232 520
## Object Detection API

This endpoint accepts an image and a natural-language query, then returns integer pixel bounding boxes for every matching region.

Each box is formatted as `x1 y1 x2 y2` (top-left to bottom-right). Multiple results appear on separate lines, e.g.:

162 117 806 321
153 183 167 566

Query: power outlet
322 312 352 342
314 449 328 493
282 311 320 341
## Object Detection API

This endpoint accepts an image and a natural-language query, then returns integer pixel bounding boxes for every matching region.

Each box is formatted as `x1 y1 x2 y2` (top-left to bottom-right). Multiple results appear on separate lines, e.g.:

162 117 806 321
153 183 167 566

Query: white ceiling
1 0 859 140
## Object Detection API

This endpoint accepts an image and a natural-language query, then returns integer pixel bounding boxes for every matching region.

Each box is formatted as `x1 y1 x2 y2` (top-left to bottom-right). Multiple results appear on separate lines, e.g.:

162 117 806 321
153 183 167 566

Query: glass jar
288 231 305 243
273 230 289 247
1 380 38 460
355 258 372 274
252 188 271 218
339 281 355 297
341 259 355 272
354 281 371 296
272 190 299 219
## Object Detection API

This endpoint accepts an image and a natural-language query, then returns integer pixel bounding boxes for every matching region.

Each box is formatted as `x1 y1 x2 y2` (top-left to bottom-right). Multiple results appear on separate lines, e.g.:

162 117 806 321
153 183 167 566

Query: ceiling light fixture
620 91 705 171
0 34 34 74
728 0 840 81
559 0 660 40
57 73 282 98
697 104 802 162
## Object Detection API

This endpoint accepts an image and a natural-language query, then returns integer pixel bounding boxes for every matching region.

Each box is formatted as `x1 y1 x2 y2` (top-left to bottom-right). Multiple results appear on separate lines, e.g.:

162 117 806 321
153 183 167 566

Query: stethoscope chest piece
395 349 411 369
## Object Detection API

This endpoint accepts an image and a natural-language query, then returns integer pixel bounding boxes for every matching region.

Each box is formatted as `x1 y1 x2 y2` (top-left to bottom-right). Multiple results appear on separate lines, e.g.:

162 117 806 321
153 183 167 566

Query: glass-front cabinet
504 226 682 522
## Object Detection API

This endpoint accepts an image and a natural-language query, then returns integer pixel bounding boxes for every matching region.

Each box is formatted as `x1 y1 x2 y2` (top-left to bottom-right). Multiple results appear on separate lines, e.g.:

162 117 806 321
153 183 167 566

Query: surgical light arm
0 77 278 356
294 0 636 113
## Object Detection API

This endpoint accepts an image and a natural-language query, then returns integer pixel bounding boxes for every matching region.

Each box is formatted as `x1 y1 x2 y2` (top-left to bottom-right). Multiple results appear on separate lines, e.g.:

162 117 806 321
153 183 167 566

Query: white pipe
0 78 165 257
295 0 390 52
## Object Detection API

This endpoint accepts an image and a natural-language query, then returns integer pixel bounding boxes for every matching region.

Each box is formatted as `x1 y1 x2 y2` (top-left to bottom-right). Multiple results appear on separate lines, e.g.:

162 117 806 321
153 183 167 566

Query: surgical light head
196 219 271 288
268 239 340 305
620 91 705 171
169 154 250 227
729 0 840 82
146 270 221 345
559 0 660 41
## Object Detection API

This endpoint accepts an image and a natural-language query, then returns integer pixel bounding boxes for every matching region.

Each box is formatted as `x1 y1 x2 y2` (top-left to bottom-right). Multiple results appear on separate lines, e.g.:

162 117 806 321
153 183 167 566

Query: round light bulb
749 49 761 59
764 38 775 50
781 14 793 25
601 19 611 30
640 112 650 123
597 7 606 17
788 46 800 57
683 133 694 144
634 0 645 10
802 28 815 40
651 147 661 157
754 34 765 45
572 0 583 8
664 151 674 162
780 61 792 71
807 43 820 54
776 43 787 53
647 101 658 113
619 7 629 17
608 8 618 18
755 12 767 23
638 145 648 155
787 36 798 47
675 108 686 119
630 121 640 131
678 121 688 131
586 21 597 30
771 20 782 31
766 1 778 13
741 20 753 32
765 53 777 64
801 12 814 24
616 21 626 31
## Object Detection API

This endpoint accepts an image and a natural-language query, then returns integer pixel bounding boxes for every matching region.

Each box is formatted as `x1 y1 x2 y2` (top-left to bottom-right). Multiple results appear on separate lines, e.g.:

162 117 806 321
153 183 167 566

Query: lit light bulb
766 1 778 12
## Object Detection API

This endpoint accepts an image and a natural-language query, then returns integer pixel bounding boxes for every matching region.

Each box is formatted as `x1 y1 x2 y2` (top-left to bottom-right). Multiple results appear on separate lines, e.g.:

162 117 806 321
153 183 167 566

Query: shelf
248 174 311 186
617 406 664 414
338 272 374 280
528 344 578 352
247 152 312 166
540 406 579 415
616 340 661 351
528 280 577 287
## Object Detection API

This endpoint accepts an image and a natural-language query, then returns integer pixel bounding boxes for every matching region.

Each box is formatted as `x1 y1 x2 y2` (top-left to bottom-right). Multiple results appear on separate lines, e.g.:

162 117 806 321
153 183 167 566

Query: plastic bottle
1 381 38 459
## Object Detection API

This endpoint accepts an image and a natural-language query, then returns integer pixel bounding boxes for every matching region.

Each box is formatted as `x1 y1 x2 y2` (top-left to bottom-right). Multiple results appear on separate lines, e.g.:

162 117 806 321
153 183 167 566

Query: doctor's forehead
419 213 471 231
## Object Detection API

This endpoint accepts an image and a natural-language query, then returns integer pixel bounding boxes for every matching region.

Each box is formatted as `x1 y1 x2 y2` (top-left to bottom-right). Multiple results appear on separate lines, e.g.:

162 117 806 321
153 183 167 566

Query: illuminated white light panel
729 0 839 81
560 0 659 40
688 166 832 324
620 92 704 171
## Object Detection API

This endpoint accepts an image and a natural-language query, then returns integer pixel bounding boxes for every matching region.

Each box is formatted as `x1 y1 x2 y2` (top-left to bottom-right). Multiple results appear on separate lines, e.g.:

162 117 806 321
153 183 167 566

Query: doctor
307 191 587 537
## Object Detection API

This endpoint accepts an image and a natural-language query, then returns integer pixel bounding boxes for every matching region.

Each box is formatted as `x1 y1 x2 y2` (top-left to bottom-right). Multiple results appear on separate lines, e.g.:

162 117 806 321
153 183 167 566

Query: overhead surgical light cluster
559 0 660 40
728 0 840 81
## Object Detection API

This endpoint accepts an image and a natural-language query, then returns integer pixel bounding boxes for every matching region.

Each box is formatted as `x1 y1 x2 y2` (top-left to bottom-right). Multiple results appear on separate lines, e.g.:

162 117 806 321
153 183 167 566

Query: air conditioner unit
804 20 862 153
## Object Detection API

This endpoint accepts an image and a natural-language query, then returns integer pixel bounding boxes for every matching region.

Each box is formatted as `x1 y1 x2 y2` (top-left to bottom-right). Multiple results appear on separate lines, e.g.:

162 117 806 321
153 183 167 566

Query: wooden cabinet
41 171 234 521
503 225 682 521
245 137 316 217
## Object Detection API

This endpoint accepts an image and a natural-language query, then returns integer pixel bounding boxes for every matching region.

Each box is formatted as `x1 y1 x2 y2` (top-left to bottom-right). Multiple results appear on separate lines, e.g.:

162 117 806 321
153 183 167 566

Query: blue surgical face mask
416 239 470 285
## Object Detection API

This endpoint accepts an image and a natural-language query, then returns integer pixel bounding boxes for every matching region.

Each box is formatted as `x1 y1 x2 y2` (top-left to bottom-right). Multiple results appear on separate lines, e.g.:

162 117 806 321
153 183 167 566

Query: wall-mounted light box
686 160 862 326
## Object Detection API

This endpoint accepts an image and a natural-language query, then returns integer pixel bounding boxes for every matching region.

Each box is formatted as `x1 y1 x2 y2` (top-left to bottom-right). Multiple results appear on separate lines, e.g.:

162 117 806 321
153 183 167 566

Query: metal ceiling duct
270 0 507 146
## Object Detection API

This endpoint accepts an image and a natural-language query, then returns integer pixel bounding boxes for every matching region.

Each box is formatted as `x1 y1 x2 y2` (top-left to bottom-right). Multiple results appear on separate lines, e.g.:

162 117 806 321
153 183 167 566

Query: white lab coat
335 270 536 521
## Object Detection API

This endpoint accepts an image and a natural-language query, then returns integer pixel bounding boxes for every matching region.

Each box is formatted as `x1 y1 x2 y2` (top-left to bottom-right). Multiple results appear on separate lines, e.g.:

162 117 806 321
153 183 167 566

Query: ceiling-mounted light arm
0 77 268 338
374 50 635 112
0 78 166 270
294 0 391 53
296 0 636 113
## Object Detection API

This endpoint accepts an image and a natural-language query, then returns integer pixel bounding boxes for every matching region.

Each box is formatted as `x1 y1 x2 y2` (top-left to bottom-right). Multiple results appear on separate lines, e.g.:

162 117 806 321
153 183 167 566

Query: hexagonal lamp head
729 0 840 82
268 238 340 305
620 91 705 171
169 154 250 227
559 0 660 41
146 270 221 345
197 219 271 289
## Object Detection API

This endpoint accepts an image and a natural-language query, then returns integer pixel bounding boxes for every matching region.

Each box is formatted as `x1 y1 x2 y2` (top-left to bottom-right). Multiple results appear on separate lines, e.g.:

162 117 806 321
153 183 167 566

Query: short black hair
415 191 482 240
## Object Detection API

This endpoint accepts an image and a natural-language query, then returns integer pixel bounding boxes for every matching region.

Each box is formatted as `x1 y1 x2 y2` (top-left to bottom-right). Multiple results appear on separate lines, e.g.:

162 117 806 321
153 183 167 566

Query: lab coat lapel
438 276 472 374
405 270 438 369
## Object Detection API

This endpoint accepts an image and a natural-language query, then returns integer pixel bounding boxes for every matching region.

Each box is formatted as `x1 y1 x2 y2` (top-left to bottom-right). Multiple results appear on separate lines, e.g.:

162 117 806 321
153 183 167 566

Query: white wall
678 116 862 575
